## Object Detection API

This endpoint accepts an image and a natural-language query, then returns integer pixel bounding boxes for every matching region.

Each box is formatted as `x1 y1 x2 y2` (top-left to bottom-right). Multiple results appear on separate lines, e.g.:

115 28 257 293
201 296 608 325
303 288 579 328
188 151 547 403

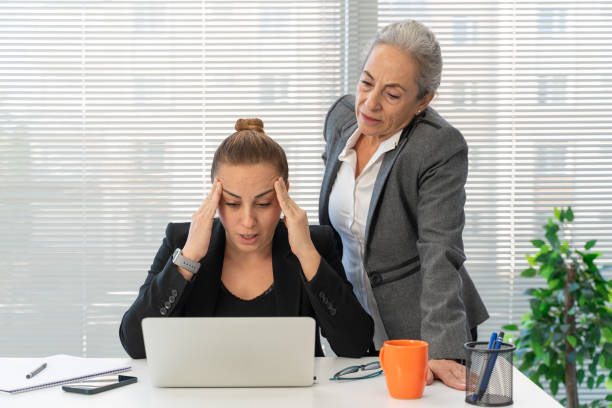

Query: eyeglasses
330 361 383 381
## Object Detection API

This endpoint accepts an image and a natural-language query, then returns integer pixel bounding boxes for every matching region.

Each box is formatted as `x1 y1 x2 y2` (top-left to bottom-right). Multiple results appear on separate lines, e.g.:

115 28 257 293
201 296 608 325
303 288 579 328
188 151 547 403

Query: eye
360 80 372 87
256 202 271 207
387 93 400 100
225 202 239 207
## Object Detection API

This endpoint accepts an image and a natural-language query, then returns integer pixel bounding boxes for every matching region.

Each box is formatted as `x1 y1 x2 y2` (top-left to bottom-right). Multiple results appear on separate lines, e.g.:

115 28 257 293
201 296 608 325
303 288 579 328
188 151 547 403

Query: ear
418 92 435 113
285 181 290 193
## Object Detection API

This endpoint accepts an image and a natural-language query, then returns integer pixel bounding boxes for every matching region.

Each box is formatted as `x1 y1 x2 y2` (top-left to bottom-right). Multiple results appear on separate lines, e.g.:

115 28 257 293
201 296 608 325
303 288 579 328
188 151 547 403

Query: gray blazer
319 95 489 360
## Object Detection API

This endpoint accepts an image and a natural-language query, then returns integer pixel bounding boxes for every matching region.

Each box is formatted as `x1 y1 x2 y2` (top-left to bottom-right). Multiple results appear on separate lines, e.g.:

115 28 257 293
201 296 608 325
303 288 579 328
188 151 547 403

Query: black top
119 219 374 359
215 282 276 317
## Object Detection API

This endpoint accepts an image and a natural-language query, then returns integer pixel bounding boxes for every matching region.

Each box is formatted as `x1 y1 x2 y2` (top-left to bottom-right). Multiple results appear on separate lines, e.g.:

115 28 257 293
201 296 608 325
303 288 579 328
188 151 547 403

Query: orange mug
379 339 428 399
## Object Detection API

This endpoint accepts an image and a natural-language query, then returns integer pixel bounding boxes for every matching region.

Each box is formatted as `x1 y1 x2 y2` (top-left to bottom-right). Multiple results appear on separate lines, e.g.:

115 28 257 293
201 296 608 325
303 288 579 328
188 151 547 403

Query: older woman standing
319 20 489 389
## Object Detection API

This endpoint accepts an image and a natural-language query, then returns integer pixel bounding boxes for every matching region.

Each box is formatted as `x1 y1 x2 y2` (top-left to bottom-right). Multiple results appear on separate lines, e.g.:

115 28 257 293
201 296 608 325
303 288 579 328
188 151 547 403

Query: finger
274 178 291 213
199 180 218 210
439 371 466 391
453 364 466 381
210 179 222 207
426 367 434 385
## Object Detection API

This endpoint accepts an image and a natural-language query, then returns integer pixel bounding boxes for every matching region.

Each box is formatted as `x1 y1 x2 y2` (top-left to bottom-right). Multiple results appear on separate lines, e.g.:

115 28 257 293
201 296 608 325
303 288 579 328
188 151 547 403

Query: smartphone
62 375 137 395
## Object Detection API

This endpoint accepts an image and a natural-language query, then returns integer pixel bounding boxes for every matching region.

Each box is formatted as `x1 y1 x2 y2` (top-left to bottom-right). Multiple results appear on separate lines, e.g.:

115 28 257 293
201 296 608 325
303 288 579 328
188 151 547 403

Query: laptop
141 316 316 387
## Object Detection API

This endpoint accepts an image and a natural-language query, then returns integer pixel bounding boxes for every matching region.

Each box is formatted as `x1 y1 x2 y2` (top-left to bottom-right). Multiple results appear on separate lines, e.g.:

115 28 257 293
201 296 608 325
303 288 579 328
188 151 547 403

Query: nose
365 89 382 111
240 206 256 229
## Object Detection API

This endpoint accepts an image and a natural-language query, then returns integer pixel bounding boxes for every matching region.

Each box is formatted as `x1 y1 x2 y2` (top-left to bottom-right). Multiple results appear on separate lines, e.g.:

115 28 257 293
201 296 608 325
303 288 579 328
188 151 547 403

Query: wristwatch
172 248 201 274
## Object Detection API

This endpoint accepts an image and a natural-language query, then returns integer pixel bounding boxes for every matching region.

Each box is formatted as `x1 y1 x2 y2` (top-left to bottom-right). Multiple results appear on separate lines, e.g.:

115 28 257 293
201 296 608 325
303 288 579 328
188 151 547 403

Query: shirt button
160 307 167 316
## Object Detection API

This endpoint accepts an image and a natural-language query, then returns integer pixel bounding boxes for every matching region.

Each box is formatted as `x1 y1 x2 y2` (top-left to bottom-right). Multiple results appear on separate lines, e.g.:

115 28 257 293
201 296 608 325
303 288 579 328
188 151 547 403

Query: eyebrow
222 188 275 200
363 70 407 93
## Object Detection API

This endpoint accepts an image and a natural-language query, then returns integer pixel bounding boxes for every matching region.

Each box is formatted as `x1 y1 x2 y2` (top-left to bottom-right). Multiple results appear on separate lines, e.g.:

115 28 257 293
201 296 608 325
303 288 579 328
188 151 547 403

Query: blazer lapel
364 119 419 241
271 222 302 316
319 120 357 225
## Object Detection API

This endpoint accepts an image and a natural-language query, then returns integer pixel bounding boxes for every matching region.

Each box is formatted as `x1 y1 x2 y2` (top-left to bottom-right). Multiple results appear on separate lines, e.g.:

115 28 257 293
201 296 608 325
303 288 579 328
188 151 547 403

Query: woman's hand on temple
274 177 321 280
426 359 467 390
181 179 222 265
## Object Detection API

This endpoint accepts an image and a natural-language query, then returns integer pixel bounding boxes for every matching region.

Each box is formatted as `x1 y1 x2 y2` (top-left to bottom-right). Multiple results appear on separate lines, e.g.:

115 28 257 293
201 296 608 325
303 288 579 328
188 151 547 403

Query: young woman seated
119 118 374 358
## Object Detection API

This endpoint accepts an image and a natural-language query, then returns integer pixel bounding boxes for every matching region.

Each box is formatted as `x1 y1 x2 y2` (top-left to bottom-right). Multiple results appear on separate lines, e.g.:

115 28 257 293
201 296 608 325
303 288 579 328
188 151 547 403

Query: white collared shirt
328 128 402 350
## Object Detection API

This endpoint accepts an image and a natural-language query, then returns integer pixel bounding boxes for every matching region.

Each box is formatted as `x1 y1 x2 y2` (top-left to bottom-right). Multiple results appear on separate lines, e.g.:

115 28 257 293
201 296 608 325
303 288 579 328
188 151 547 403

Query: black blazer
119 219 374 359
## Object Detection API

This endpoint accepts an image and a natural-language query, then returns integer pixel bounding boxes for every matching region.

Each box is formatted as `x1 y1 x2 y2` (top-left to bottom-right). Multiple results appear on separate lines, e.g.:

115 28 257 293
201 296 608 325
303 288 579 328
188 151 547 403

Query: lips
360 111 381 123
239 233 258 244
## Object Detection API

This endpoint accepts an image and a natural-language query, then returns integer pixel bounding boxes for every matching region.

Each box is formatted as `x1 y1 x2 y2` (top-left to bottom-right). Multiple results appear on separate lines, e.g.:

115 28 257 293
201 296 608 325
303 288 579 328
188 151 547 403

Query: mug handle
379 344 386 372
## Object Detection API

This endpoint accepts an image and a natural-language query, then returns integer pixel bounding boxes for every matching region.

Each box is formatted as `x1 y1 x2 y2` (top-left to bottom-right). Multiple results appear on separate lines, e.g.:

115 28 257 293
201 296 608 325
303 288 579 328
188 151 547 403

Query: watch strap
172 248 201 274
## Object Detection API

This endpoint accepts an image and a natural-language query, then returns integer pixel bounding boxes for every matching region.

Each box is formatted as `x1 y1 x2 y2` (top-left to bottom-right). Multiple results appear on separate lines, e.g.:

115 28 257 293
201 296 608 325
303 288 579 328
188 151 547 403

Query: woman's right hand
181 179 222 264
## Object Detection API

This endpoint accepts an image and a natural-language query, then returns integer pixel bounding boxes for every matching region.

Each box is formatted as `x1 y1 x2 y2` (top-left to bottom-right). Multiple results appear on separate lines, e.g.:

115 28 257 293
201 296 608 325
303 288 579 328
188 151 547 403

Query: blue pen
472 332 498 402
475 331 505 402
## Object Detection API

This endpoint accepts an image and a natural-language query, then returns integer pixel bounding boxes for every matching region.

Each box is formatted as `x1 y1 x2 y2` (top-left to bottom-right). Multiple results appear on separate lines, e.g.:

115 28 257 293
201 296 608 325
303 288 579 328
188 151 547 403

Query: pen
472 331 497 402
26 362 47 379
476 331 505 402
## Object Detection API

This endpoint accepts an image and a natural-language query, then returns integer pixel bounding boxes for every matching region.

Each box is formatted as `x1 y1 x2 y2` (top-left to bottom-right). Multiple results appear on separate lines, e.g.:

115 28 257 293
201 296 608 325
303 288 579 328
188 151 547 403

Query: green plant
503 207 612 408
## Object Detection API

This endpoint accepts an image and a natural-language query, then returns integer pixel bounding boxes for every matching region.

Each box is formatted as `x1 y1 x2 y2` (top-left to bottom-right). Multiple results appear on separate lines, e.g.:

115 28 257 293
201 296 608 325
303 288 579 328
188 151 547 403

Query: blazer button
160 307 167 316
370 273 382 287
329 306 337 316
171 289 178 297
169 295 176 303
164 301 171 309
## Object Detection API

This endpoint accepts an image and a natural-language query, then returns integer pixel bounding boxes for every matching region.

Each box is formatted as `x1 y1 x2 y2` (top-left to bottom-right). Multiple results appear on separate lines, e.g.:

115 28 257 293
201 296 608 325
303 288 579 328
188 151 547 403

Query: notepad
0 354 131 394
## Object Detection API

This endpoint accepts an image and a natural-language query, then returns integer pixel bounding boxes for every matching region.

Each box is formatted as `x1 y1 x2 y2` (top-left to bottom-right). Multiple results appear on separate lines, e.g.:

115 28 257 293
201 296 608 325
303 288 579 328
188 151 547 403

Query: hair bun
235 118 264 133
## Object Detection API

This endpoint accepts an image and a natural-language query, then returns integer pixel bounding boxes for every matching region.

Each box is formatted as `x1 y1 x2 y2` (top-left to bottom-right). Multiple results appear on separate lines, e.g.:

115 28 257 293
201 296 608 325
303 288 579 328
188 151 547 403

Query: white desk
3 357 562 408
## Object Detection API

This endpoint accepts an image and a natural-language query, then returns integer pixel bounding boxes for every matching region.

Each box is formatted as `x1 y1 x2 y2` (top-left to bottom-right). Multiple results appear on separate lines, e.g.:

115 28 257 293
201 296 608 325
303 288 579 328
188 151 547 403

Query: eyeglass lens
335 361 381 377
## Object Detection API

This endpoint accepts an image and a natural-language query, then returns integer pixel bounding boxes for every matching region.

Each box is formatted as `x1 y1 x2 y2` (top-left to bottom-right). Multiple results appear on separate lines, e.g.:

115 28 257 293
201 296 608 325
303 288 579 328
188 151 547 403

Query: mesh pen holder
464 341 515 406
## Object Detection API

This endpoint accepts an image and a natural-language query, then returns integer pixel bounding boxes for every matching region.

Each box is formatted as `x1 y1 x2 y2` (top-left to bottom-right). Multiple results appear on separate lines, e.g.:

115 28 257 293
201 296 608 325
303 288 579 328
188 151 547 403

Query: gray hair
363 20 442 99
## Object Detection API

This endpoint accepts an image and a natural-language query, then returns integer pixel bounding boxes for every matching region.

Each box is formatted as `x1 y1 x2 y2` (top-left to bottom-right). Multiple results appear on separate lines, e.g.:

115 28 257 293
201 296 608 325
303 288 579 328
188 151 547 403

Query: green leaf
546 230 560 248
585 239 597 250
502 324 519 331
567 335 577 348
566 207 574 221
577 369 585 385
583 252 601 262
540 264 554 279
596 374 605 387
532 239 546 248
550 379 558 396
554 207 562 221
526 255 538 267
521 268 537 278
590 361 598 376
560 240 569 254
587 376 594 389
548 279 563 290
602 327 612 342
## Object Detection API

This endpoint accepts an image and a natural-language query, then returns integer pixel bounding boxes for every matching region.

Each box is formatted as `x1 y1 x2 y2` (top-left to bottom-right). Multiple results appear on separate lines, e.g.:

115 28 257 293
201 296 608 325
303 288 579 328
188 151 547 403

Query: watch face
172 248 181 261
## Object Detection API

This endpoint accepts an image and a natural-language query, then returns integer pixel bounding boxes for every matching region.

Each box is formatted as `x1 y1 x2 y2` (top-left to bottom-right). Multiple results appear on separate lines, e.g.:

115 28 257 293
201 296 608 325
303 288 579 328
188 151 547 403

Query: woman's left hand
426 359 467 390
274 177 321 279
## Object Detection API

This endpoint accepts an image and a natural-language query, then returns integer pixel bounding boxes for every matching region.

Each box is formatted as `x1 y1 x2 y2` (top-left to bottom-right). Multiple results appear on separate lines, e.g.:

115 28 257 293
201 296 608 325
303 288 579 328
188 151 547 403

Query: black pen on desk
26 362 47 379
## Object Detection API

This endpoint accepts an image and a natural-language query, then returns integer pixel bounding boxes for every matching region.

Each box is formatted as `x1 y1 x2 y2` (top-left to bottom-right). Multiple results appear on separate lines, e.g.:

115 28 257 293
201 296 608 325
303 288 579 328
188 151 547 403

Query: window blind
1 3 610 403
379 1 612 403
0 0 347 357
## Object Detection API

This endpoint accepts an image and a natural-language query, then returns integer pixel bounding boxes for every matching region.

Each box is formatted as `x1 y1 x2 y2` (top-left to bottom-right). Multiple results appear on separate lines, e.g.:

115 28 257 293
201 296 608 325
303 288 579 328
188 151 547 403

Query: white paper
0 354 131 393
